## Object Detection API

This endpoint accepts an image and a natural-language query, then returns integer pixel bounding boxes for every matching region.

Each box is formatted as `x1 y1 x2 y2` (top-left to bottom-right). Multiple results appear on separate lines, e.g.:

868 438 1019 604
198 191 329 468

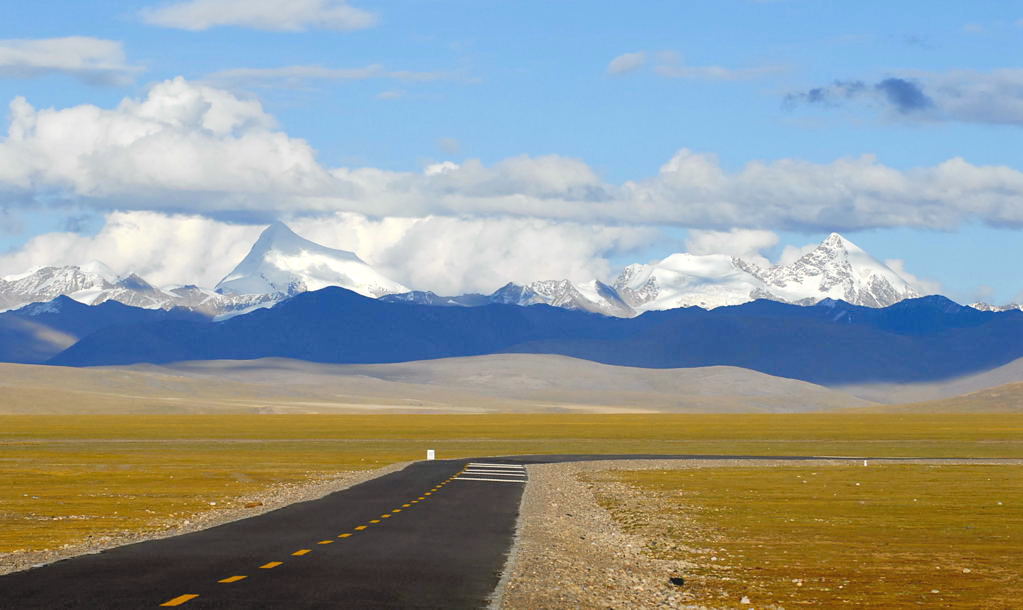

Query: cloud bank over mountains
2 77 1022 232
0 212 946 300
0 212 658 296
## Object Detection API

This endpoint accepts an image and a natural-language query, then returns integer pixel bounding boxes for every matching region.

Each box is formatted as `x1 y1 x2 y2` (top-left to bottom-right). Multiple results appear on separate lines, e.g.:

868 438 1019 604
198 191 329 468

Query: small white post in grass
863 459 868 467
426 449 436 461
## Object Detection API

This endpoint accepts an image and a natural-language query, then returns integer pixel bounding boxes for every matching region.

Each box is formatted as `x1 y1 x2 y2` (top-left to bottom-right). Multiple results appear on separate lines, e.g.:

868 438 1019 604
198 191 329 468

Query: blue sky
1 0 1022 302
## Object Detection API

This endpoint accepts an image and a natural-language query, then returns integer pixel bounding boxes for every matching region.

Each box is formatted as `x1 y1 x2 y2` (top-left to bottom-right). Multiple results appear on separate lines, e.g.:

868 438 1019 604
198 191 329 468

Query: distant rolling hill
852 382 1023 413
0 354 875 414
48 287 1023 386
837 356 1023 404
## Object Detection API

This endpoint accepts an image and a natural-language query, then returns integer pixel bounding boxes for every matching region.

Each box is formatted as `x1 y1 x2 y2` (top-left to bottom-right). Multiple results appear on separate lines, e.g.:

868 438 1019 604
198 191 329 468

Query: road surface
0 454 840 609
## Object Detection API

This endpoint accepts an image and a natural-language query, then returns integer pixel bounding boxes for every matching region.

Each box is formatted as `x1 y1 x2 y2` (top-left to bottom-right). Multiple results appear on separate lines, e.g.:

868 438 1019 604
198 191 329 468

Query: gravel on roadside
496 458 1022 610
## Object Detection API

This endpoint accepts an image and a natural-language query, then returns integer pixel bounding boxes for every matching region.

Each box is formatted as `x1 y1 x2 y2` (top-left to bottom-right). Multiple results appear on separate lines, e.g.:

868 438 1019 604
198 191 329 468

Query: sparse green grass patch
599 464 1023 608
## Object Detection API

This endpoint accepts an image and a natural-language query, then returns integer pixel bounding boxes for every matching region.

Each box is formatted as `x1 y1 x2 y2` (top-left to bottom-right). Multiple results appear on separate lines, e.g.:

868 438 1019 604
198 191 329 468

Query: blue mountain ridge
42 287 1023 385
0 296 209 364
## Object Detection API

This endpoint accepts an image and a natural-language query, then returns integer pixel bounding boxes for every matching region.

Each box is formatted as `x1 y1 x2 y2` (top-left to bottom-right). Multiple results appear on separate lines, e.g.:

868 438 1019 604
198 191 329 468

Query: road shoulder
0 461 411 576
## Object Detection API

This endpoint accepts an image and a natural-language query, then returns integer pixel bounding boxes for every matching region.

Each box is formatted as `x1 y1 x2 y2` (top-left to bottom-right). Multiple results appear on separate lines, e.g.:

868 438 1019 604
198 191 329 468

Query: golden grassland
2 413 1022 556
598 464 1023 608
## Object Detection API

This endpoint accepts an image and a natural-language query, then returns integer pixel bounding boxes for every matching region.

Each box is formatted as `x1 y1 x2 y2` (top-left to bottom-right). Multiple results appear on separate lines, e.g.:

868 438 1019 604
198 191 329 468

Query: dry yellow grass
0 440 411 554
600 464 1023 608
2 414 1022 557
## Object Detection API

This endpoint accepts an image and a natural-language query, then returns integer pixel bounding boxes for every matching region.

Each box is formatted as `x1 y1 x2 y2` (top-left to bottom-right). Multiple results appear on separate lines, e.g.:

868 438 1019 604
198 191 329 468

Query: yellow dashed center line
160 594 199 606
155 469 464 607
218 575 247 583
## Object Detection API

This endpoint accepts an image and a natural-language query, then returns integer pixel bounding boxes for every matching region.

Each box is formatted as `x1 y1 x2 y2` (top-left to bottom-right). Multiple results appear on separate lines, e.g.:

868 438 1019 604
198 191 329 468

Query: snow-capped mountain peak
755 233 918 307
489 279 634 317
614 253 761 311
77 260 119 283
215 221 408 298
613 233 920 313
970 302 1023 312
0 264 120 311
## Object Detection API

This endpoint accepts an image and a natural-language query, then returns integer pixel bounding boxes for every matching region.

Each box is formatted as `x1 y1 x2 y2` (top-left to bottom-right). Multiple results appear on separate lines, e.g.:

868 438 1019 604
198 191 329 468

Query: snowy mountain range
0 222 408 317
969 302 1023 313
386 233 924 316
0 261 274 317
0 224 996 318
381 279 635 317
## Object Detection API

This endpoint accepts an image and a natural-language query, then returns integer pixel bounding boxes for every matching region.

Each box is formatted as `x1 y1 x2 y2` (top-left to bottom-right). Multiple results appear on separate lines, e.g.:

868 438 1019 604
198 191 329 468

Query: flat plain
2 413 1022 562
595 464 1023 608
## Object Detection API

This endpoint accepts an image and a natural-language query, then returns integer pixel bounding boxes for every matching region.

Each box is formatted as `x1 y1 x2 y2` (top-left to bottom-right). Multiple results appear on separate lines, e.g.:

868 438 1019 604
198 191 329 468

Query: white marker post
426 449 436 461
863 460 868 467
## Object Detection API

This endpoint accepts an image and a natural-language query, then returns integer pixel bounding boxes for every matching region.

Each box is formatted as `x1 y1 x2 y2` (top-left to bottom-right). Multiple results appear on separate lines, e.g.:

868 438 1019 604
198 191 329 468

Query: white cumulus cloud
607 50 781 80
685 228 779 267
140 0 376 32
0 212 261 288
2 78 1023 232
0 37 141 85
884 258 943 295
290 213 659 294
204 64 462 89
607 52 646 75
653 51 783 80
0 77 343 210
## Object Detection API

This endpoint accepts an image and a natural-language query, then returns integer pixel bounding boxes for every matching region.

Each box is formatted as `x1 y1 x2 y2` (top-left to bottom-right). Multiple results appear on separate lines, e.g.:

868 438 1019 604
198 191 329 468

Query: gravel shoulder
497 458 1023 610
0 461 410 576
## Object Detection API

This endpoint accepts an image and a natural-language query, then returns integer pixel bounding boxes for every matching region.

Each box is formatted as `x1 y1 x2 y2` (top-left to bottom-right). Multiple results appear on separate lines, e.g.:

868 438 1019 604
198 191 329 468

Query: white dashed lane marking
463 470 523 475
454 463 527 484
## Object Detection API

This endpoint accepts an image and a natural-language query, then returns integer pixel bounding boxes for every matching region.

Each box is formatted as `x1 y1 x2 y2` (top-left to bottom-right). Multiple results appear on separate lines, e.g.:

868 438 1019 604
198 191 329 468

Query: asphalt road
0 454 841 609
